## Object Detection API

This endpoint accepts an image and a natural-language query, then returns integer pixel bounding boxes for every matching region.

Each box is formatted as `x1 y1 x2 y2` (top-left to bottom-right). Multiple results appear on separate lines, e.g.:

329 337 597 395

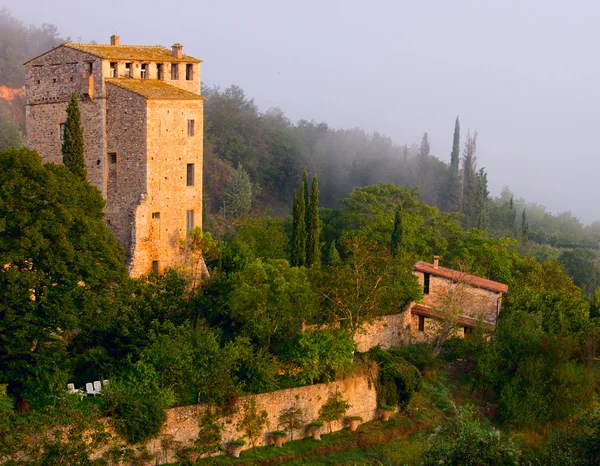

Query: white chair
85 382 96 396
93 380 102 395
67 383 79 395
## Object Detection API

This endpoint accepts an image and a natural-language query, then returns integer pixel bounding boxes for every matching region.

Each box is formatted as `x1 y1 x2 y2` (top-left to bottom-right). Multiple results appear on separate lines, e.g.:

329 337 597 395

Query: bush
541 410 600 465
319 392 350 433
423 404 521 466
103 361 174 444
369 347 421 409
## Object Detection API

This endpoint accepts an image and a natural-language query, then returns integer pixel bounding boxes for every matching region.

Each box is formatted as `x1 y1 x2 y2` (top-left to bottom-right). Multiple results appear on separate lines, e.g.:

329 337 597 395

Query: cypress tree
62 92 87 180
328 240 341 266
390 205 403 258
303 170 309 228
306 175 321 267
439 116 461 212
291 190 298 263
291 187 306 267
508 197 517 235
521 209 529 242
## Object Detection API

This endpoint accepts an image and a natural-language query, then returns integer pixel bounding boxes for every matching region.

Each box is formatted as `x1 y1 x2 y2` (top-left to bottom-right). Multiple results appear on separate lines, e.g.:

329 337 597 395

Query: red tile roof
106 79 203 100
412 261 508 294
411 304 496 330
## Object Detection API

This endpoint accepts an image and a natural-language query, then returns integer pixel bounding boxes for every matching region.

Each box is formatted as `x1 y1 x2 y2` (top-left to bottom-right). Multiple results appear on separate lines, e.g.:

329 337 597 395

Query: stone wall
94 375 377 464
354 313 410 352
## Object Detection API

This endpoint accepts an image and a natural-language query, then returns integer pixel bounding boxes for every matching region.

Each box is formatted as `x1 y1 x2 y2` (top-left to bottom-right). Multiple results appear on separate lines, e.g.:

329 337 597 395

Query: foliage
318 392 350 433
237 398 269 448
291 188 307 266
543 409 600 466
369 347 421 409
559 248 600 295
278 404 305 440
279 328 355 384
478 309 593 426
102 360 174 444
195 409 223 455
222 164 253 218
227 259 316 347
390 204 403 258
231 216 288 261
306 175 321 267
62 93 87 180
315 236 421 330
0 148 126 407
0 105 23 150
423 404 521 466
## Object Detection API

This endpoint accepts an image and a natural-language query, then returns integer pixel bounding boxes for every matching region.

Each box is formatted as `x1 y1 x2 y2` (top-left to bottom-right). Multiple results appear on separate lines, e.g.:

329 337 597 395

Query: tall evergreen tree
303 170 309 226
508 197 517 235
222 164 252 218
439 116 461 212
390 204 403 258
327 240 341 266
61 92 87 180
521 209 529 242
291 187 307 266
461 131 478 225
306 175 321 267
474 169 490 230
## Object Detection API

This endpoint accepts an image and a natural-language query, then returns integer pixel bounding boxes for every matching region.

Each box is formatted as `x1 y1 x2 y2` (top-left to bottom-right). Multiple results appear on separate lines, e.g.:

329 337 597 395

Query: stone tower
24 36 204 276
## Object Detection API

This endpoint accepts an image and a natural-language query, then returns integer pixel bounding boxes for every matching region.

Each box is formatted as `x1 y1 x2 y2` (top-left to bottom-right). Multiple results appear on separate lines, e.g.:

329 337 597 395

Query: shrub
278 404 305 440
369 347 421 409
542 409 600 465
236 398 269 448
319 392 350 433
423 404 521 466
195 409 223 455
103 361 174 444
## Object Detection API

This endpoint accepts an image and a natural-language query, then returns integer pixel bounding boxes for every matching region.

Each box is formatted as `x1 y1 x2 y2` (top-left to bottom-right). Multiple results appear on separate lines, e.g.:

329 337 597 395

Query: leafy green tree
222 164 253 218
228 259 316 347
390 204 403 258
318 392 350 433
327 240 341 266
62 92 87 180
316 236 421 330
306 175 321 267
291 188 307 266
0 148 126 408
559 249 600 294
280 328 355 384
278 404 305 440
232 216 288 260
237 398 269 448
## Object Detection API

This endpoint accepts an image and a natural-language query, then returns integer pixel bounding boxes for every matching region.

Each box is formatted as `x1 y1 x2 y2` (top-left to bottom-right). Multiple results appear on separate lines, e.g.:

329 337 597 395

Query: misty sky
5 0 599 223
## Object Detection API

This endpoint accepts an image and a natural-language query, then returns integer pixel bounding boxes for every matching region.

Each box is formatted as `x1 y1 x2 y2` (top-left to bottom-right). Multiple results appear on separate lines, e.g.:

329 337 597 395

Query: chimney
172 43 183 59
110 35 120 46
433 256 439 269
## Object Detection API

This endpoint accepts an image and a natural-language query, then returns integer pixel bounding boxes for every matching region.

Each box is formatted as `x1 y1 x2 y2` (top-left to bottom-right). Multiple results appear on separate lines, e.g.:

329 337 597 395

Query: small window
186 163 194 186
108 152 117 164
125 62 132 77
187 119 195 136
152 212 160 219
423 273 430 295
186 63 193 80
109 62 117 78
151 260 159 274
60 123 66 140
418 315 425 332
53 78 57 84
141 63 147 79
157 63 164 80
171 63 179 80
186 210 194 235
36 79 41 84
88 62 93 74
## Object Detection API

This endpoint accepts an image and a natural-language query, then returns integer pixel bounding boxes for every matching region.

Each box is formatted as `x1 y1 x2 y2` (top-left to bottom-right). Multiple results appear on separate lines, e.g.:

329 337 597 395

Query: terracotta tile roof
411 304 496 330
64 43 202 63
106 79 204 100
412 261 509 294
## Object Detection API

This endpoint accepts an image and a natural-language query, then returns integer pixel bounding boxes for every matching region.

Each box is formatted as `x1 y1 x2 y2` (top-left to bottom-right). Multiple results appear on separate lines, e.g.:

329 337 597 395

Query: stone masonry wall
354 313 411 352
105 84 148 262
129 98 204 276
25 47 107 192
93 375 377 464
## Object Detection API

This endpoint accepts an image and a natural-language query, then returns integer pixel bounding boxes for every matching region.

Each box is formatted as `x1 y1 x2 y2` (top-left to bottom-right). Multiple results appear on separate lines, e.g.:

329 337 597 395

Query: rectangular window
60 123 66 140
187 119 195 136
157 63 164 80
423 273 430 295
186 163 195 186
151 260 159 275
418 315 425 332
88 62 93 74
125 62 132 77
109 62 117 78
108 152 117 164
141 63 147 79
171 63 179 80
186 210 194 235
152 212 160 219
186 63 193 80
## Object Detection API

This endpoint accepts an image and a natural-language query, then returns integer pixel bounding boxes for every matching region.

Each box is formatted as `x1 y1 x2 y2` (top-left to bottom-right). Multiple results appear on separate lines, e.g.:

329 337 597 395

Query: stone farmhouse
410 256 508 342
24 36 203 276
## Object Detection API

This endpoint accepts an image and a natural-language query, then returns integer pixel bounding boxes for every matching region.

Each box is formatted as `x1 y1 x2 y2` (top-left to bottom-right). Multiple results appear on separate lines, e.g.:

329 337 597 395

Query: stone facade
25 37 203 275
93 374 378 464
354 312 410 352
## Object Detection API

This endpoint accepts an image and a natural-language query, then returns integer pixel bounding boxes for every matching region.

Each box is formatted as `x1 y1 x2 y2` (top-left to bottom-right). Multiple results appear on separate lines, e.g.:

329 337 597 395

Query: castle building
24 36 203 276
